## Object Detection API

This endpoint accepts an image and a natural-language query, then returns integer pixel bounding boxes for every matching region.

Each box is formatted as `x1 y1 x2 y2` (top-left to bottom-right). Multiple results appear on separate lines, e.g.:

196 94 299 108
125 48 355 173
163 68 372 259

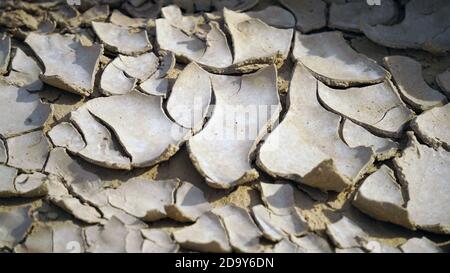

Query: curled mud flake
0 205 33 250
436 69 450 97
342 119 399 161
213 204 263 253
0 34 10 75
115 53 159 82
259 182 296 216
362 0 450 54
100 59 137 96
110 9 147 28
318 81 414 138
251 204 308 242
85 91 189 168
0 82 51 138
166 62 212 131
384 56 447 111
326 216 368 249
173 211 232 253
47 122 86 153
92 22 151 55
279 0 326 33
393 133 450 234
5 48 43 92
329 0 398 33
71 106 131 170
108 178 178 222
139 77 169 97
156 6 232 71
353 165 413 229
141 229 179 253
224 8 293 66
400 237 443 253
188 65 281 189
290 234 333 253
6 130 51 172
293 31 389 87
257 65 374 192
165 181 212 222
411 104 450 151
25 32 103 96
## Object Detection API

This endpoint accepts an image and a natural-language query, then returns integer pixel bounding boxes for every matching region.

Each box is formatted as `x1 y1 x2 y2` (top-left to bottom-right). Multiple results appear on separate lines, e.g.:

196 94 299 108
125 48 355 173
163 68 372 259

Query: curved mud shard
188 65 281 189
257 64 374 192
25 32 103 96
293 31 389 87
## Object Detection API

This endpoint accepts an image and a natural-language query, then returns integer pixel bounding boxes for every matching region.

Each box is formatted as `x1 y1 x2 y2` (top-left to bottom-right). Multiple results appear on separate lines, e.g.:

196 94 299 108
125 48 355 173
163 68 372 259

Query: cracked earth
0 0 449 253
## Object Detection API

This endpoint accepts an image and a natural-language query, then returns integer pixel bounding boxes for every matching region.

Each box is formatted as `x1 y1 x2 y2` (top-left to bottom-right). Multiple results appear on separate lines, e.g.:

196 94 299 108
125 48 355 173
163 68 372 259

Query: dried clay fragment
400 237 442 253
411 104 450 151
26 32 103 96
173 212 232 253
384 56 447 111
213 204 263 253
45 174 102 224
362 0 450 54
165 181 212 222
326 216 368 249
224 8 293 67
70 106 131 170
92 22 151 55
293 31 389 87
393 133 450 234
257 65 374 192
279 0 326 32
6 130 50 172
342 119 399 160
85 91 189 168
166 62 212 132
0 171 49 198
141 229 179 253
6 48 43 92
47 122 86 153
353 165 413 229
318 81 415 138
156 6 232 72
188 65 281 189
290 234 333 253
329 0 398 33
108 178 178 222
251 205 308 242
0 81 51 138
0 206 33 249
17 221 85 253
